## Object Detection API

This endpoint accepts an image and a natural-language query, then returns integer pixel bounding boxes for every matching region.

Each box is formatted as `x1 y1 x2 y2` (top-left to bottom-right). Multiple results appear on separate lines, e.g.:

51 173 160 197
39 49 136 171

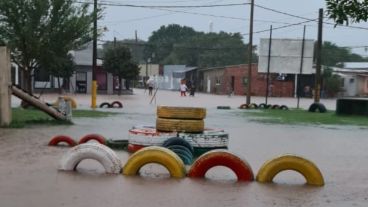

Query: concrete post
0 47 11 126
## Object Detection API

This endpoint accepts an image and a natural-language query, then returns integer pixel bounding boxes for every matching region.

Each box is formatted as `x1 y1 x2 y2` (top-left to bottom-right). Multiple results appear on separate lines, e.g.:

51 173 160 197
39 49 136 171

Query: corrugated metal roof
342 62 368 69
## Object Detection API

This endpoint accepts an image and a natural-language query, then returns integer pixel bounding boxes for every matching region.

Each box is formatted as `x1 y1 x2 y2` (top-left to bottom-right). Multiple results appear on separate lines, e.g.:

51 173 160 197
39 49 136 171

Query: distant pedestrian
189 83 196 96
180 82 188 96
146 78 155 96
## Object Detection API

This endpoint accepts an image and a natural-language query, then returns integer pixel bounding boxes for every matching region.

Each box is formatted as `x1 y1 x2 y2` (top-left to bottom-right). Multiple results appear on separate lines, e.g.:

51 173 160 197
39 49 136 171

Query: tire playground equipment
127 143 146 153
308 102 327 113
239 103 258 109
167 145 193 165
157 106 206 120
257 103 289 110
48 135 77 147
128 127 177 146
217 106 231 110
156 118 204 133
79 134 106 145
106 139 129 150
99 101 123 108
123 146 186 178
162 137 194 154
256 154 324 186
58 143 122 174
178 129 229 148
188 150 254 182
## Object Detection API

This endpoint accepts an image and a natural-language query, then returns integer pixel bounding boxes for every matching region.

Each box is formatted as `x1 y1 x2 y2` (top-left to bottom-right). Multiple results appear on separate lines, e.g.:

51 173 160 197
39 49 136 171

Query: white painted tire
128 127 177 146
58 143 121 174
178 129 229 148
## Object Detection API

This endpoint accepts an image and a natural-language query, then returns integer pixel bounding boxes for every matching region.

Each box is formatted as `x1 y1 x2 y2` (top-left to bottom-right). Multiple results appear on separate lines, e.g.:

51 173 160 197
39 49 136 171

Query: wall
201 67 225 94
0 47 11 126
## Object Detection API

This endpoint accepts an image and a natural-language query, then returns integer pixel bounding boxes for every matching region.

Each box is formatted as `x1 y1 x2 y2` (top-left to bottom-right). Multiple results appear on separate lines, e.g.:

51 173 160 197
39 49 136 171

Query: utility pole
297 25 306 109
91 0 97 108
314 8 323 103
246 0 255 105
265 25 272 105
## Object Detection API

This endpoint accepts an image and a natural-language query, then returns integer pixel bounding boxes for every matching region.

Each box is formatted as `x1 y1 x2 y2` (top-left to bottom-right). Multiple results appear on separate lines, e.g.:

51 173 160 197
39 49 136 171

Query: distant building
332 62 368 97
198 64 295 97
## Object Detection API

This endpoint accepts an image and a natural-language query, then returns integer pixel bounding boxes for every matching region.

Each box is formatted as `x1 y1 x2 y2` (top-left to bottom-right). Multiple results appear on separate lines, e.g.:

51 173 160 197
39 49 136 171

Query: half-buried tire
167 147 193 165
256 154 324 186
127 144 146 153
99 102 112 108
308 102 327 113
78 134 106 145
58 143 121 174
111 101 123 108
188 150 254 182
48 135 77 147
123 146 186 178
162 137 194 154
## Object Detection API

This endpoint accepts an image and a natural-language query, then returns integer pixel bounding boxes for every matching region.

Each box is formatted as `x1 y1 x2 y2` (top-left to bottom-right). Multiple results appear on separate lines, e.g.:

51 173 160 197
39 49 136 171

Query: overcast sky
96 0 368 56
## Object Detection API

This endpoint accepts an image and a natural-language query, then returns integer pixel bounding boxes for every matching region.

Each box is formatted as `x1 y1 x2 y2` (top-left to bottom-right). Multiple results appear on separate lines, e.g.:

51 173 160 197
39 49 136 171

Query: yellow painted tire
156 118 204 133
256 154 324 186
157 106 206 120
123 146 186 178
54 96 77 109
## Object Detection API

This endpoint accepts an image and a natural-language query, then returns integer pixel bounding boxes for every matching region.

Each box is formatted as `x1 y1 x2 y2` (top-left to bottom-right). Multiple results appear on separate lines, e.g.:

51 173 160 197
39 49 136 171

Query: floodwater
1 89 367 207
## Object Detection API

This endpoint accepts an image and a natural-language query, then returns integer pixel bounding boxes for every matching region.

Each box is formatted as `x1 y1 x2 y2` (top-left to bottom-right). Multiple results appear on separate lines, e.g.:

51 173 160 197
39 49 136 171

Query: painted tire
156 118 204 133
239 104 249 109
188 150 254 182
123 146 186 178
167 146 193 165
271 104 280 109
48 135 77 147
79 134 106 145
58 143 121 174
256 154 324 186
128 127 177 146
217 106 231 109
178 129 229 148
99 102 112 108
111 101 123 108
127 144 146 153
157 106 206 120
162 137 194 154
193 147 228 157
308 102 327 113
279 105 288 110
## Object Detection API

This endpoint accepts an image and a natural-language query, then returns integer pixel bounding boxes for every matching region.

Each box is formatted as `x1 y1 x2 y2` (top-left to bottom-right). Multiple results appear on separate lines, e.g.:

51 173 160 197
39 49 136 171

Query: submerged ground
0 89 367 207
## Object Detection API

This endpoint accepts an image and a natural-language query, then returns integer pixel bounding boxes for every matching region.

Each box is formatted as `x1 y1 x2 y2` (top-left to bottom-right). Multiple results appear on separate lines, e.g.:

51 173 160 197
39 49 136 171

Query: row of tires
99 101 123 108
58 143 324 186
48 134 107 147
239 103 289 110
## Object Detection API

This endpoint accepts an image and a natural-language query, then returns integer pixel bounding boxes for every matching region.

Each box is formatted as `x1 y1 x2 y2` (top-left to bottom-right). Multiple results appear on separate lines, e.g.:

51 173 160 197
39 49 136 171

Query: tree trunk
118 76 122 96
125 79 130 90
22 69 33 95
57 76 62 94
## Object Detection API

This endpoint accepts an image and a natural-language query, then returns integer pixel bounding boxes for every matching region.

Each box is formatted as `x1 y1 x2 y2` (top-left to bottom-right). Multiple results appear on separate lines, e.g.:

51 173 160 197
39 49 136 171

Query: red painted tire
127 144 146 153
79 134 106 145
48 135 77 147
188 150 254 182
111 101 123 108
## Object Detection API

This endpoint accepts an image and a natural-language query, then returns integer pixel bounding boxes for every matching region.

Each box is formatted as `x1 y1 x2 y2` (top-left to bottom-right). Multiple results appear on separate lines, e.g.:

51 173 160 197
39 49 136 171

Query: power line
254 3 368 31
242 19 316 36
77 1 250 8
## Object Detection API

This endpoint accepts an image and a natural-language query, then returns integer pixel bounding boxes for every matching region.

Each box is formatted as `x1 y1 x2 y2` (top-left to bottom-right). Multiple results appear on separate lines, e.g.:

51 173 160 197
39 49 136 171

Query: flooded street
1 89 367 207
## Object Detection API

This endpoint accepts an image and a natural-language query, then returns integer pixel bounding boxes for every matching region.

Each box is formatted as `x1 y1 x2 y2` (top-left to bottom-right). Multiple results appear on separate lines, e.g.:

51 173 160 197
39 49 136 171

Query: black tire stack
162 137 194 165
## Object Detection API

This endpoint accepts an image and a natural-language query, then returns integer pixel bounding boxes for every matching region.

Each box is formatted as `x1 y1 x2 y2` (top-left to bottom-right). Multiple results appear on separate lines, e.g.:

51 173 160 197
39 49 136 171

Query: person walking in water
146 78 155 96
180 81 188 97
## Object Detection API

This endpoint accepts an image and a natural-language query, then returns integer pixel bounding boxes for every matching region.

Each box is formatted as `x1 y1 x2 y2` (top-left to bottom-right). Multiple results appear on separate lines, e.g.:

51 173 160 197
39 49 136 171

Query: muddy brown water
1 89 367 207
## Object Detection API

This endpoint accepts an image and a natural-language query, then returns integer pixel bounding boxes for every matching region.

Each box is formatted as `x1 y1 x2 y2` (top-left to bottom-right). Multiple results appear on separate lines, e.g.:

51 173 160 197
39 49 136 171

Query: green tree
103 44 140 94
144 24 197 64
322 67 342 97
322 41 364 66
103 39 147 64
0 0 96 94
326 0 368 24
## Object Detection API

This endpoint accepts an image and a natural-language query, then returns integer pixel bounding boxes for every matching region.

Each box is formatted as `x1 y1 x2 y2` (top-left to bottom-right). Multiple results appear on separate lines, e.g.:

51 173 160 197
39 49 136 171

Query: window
216 77 221 85
340 78 345 87
349 78 355 84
